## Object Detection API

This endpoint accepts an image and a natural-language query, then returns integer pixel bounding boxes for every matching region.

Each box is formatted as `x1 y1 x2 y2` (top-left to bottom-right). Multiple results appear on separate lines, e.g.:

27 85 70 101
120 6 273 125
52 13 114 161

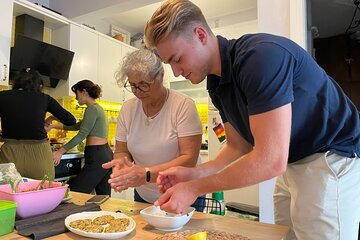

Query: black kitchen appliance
10 34 74 88
55 153 83 181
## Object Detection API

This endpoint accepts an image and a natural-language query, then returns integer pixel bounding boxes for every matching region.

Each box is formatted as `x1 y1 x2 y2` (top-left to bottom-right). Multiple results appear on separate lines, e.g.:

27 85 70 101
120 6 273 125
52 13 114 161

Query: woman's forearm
114 151 133 162
52 123 64 130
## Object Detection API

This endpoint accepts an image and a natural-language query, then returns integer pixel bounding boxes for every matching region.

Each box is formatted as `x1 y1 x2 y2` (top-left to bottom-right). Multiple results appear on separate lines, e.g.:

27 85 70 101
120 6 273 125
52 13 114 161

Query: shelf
13 0 69 29
170 79 208 101
170 79 206 89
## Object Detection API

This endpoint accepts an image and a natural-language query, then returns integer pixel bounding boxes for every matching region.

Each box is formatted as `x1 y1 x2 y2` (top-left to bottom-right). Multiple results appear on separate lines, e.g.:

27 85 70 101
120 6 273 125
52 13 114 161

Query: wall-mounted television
10 34 74 88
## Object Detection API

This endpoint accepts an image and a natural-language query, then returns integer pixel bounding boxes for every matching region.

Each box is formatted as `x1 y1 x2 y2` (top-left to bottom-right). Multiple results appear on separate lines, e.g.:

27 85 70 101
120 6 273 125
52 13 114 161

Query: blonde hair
115 48 164 87
144 0 212 48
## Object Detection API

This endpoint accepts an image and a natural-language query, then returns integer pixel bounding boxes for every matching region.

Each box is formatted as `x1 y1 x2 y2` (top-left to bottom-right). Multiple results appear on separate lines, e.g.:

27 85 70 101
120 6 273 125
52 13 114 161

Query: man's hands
155 166 199 214
154 181 198 214
156 166 196 193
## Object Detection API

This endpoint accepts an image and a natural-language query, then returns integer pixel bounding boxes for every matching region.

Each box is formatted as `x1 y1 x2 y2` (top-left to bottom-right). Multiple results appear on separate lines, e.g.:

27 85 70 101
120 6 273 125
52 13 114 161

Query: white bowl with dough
140 205 195 231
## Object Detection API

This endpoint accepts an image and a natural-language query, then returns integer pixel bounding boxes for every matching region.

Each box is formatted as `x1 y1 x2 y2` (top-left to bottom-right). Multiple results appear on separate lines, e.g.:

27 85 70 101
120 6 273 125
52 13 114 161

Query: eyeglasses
124 81 153 93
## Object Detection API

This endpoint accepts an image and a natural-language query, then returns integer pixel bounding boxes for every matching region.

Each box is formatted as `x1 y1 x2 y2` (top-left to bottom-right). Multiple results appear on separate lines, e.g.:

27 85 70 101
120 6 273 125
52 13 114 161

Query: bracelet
145 167 151 182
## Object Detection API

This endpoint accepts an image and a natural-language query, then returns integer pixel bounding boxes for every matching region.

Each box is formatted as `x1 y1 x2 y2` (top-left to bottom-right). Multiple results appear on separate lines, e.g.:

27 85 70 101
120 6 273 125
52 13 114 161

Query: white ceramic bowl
140 206 195 231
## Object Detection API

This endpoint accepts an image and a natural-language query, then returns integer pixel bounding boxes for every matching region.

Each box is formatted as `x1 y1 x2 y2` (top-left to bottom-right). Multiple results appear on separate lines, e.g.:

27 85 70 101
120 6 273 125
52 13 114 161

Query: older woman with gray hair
102 48 205 211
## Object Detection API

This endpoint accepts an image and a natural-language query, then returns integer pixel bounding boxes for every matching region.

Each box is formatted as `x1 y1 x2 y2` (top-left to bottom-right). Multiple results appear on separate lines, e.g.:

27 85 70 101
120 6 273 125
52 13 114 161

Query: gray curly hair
115 48 164 87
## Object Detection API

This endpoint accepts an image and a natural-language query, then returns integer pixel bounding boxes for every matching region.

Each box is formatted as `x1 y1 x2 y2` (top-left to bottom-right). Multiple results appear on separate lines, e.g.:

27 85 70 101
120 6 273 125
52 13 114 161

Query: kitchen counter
4 192 288 239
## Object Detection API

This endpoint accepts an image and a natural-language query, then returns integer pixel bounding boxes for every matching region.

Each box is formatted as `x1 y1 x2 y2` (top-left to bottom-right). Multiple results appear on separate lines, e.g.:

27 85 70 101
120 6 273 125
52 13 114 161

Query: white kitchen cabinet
169 78 208 103
0 0 14 86
119 44 136 103
98 36 122 103
161 63 172 88
67 24 99 95
165 65 208 103
51 23 98 97
52 24 136 103
121 44 135 58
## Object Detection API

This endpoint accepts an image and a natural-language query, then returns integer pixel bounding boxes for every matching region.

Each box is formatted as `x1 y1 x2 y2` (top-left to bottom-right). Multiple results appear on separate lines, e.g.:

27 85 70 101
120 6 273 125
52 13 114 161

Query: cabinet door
121 45 136 102
0 0 13 86
169 78 208 103
98 36 122 103
68 24 99 96
350 39 360 82
314 36 350 82
162 64 172 88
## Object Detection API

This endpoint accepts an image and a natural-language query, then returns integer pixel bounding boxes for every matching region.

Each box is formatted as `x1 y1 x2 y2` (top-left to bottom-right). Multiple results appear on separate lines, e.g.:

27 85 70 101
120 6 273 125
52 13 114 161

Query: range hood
11 14 74 88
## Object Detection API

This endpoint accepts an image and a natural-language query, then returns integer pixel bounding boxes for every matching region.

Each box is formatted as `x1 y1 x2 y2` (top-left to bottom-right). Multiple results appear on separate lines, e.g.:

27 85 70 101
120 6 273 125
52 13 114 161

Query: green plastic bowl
0 200 17 236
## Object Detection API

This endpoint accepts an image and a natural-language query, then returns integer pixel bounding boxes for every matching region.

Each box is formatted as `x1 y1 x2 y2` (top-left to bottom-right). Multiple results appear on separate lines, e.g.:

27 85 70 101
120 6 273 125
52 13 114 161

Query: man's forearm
197 142 249 178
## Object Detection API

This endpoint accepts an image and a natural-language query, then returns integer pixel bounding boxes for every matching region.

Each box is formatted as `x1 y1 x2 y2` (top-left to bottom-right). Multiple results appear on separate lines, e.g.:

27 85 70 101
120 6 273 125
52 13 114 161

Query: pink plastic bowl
0 181 67 219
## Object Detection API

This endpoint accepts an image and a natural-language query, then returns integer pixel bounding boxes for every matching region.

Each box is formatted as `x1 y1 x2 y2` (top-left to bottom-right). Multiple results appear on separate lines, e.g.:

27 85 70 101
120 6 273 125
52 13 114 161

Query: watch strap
145 167 151 182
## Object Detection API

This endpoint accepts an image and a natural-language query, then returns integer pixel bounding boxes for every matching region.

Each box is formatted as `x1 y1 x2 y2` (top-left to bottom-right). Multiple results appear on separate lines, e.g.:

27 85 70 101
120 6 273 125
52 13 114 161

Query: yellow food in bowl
187 231 207 240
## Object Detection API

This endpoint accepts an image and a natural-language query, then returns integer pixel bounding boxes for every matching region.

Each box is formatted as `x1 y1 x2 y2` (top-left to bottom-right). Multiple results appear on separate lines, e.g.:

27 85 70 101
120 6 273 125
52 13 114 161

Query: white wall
207 7 257 30
212 20 258 39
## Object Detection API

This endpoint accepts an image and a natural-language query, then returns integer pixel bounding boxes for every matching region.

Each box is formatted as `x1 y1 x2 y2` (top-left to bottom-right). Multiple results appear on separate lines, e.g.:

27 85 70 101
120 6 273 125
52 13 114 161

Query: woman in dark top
0 68 76 180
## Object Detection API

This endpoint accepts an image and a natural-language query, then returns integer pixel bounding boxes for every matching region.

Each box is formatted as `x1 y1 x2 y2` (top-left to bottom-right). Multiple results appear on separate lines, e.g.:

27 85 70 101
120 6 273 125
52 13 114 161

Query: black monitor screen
10 34 74 81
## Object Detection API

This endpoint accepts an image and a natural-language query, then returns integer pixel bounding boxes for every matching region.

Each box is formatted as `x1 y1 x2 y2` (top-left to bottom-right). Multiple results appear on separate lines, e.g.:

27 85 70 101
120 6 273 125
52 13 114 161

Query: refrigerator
207 107 275 223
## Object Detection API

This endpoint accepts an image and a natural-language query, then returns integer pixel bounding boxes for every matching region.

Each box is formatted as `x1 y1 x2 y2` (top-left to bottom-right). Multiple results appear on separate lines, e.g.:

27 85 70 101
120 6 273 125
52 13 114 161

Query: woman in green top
47 80 112 195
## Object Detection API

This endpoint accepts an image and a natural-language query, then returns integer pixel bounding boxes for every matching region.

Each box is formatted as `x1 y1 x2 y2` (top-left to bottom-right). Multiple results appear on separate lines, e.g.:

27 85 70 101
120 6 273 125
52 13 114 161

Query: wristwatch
145 167 151 182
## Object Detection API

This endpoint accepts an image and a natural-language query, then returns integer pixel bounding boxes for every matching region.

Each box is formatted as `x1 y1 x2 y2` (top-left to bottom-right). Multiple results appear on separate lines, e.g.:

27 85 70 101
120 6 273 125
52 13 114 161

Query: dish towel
15 202 101 240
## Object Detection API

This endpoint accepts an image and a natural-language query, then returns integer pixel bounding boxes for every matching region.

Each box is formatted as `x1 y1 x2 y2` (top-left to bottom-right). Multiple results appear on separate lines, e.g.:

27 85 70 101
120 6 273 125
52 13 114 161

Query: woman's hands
44 116 55 132
45 116 55 127
44 116 64 132
53 148 66 166
102 157 147 192
44 124 54 132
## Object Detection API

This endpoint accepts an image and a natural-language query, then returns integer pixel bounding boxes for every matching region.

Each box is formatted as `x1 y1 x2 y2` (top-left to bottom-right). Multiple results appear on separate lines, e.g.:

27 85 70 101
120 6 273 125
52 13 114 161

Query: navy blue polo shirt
208 33 360 163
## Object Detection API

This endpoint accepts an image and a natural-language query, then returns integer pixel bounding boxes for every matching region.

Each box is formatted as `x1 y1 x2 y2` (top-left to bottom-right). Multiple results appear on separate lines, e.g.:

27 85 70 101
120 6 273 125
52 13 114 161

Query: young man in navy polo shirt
145 0 360 239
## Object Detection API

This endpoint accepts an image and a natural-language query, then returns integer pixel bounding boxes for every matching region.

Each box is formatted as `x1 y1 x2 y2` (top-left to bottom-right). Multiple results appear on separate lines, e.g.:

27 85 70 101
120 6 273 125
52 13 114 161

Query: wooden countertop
4 192 288 240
